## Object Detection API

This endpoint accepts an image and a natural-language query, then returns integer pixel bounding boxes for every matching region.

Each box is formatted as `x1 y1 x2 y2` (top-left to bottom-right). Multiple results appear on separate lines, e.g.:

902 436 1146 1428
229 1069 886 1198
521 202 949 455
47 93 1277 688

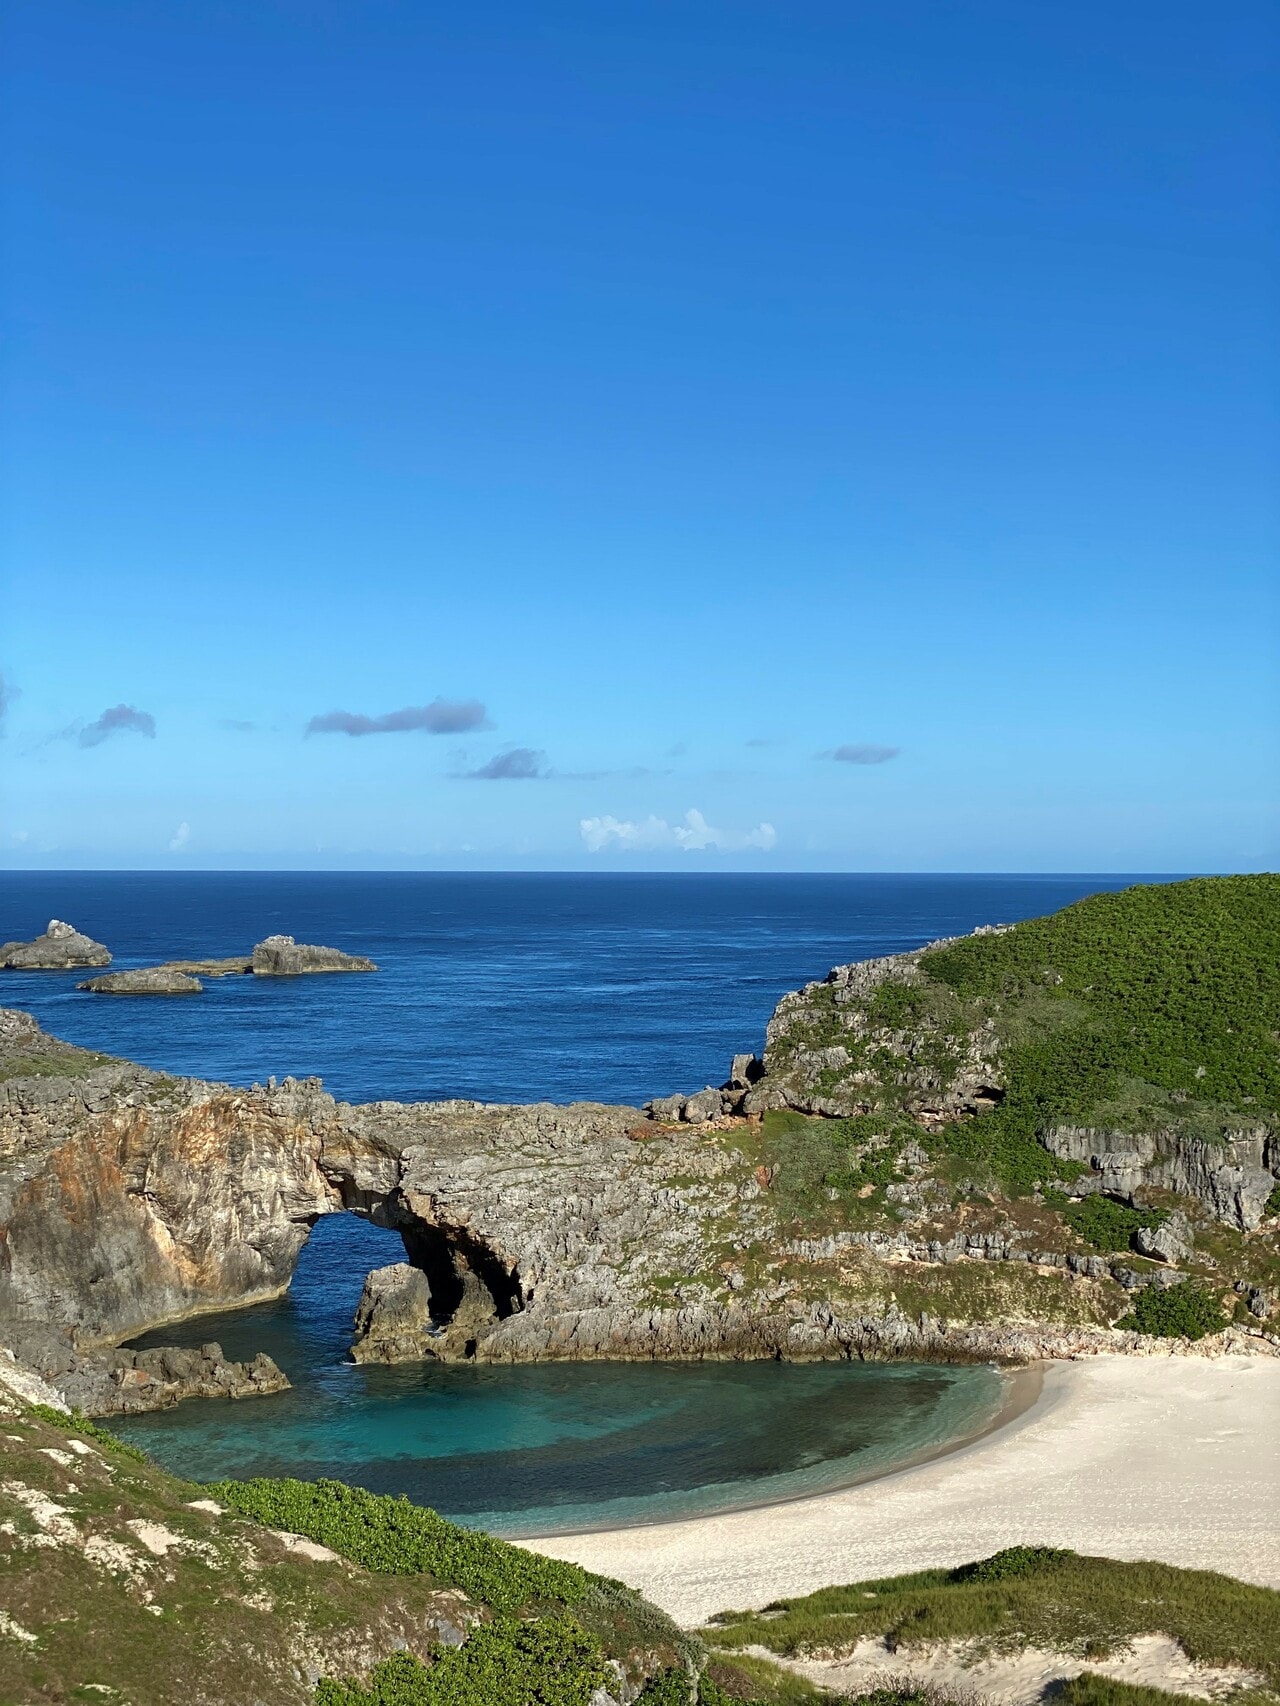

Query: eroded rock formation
252 935 377 975
79 967 204 995
2 919 111 970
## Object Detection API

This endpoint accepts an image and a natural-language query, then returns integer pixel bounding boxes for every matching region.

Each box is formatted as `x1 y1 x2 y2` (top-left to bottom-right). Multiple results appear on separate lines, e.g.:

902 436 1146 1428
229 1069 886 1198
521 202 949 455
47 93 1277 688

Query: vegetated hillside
764 874 1280 1188
705 1545 1280 1702
0 1387 697 1706
681 877 1280 1341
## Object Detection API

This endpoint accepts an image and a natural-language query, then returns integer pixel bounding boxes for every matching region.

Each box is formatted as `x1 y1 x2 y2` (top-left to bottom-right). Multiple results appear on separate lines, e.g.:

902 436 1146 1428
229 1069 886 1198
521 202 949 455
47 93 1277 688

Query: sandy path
526 1355 1280 1625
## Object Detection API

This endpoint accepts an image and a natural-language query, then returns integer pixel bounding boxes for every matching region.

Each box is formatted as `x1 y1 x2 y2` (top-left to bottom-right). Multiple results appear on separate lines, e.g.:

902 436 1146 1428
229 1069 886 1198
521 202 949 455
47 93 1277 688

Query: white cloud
580 808 777 854
168 821 191 853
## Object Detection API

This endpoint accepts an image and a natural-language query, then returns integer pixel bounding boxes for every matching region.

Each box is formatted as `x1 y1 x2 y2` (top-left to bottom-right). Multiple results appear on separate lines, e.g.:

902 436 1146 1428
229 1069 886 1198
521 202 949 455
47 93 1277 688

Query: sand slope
528 1356 1280 1625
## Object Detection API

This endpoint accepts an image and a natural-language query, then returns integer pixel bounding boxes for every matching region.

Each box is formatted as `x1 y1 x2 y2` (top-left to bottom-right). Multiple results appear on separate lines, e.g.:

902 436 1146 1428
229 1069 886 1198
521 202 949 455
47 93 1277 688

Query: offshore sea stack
2 919 111 969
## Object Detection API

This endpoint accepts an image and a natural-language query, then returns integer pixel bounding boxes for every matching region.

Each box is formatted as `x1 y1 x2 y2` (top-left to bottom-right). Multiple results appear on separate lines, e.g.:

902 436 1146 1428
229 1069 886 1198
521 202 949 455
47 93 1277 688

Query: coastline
526 1353 1280 1623
500 1361 1044 1542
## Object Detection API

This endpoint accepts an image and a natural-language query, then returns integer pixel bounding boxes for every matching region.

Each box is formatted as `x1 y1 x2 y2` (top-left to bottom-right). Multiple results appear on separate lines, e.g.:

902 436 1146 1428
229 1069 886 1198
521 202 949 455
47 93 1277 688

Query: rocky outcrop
252 935 377 975
79 967 204 995
2 919 111 969
1044 1126 1277 1232
3 1321 288 1416
756 942 1005 1121
1 1002 1276 1376
0 1012 338 1341
351 1263 438 1363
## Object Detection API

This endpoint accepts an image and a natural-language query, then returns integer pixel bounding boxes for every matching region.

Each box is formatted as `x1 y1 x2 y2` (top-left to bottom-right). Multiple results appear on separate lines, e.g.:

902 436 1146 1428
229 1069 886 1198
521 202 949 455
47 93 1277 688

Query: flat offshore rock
2 919 111 970
251 933 377 974
78 967 204 996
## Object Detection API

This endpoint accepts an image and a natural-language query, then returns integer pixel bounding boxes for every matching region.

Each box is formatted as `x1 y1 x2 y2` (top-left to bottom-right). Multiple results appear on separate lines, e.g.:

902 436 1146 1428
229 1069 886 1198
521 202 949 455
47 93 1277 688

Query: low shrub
209 1477 589 1611
951 1545 1073 1583
1117 1284 1224 1341
1061 1197 1164 1253
315 1615 608 1706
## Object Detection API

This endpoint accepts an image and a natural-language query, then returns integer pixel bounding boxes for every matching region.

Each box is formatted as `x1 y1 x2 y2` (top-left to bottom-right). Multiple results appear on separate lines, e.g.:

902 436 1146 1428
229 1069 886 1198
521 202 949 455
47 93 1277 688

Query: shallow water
119 1222 1004 1534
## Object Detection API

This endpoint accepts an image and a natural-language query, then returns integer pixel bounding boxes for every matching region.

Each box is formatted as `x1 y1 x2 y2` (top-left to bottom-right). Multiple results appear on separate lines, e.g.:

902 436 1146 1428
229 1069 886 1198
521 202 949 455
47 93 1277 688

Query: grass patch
1057 1677 1221 1706
208 1477 589 1611
706 1549 1280 1684
1055 1195 1166 1253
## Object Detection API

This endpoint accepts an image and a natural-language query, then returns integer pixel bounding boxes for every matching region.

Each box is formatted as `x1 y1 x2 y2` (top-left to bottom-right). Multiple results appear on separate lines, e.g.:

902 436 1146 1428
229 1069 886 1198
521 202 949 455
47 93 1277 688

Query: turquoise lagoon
114 1218 1005 1535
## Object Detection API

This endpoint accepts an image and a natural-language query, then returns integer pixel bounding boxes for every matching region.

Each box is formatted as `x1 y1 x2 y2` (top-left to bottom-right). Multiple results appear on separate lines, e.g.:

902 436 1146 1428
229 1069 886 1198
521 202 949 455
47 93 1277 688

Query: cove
112 1218 1006 1535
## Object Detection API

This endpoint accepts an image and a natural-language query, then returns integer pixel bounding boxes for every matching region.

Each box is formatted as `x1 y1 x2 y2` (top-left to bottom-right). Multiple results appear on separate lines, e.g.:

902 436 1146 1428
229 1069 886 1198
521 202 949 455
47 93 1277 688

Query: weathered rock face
351 1263 437 1363
252 935 377 975
756 943 1004 1121
2 919 111 970
0 1014 338 1342
2 999 1277 1378
4 1321 289 1416
78 967 204 995
1043 1126 1277 1233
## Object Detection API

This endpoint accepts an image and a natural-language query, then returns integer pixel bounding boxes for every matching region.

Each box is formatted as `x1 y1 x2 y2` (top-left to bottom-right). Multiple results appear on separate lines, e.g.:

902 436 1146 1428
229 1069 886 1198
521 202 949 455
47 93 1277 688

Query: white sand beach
528 1355 1280 1625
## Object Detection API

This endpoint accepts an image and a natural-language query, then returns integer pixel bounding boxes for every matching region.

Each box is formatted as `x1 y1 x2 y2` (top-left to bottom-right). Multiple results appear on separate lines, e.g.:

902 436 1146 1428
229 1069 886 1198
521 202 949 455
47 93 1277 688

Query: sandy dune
528 1355 1280 1625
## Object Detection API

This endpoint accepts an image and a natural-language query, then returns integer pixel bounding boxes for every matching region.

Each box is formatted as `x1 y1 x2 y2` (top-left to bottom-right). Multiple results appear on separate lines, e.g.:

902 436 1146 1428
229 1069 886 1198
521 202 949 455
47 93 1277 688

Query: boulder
2 920 111 970
727 1053 763 1088
351 1262 438 1363
78 967 204 995
1134 1211 1192 1265
645 1094 686 1122
251 934 377 975
681 1087 724 1123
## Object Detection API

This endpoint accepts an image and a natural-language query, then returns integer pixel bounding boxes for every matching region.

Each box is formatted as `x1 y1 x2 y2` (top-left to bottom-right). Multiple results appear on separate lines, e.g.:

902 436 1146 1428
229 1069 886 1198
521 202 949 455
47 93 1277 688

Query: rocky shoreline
2 889 1277 1414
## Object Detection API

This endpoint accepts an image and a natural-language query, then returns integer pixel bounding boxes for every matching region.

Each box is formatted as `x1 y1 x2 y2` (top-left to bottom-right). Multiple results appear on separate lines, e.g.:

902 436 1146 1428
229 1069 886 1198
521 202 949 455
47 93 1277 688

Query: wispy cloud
745 736 780 748
168 821 191 852
220 718 257 733
0 673 16 732
825 743 901 765
580 808 777 853
306 698 491 737
79 704 157 748
462 746 547 780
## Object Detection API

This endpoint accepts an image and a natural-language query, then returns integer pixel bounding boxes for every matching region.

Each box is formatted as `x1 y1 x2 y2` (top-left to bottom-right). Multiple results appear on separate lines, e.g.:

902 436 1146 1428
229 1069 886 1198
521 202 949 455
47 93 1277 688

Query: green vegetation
1266 1180 1280 1219
1056 1195 1166 1253
26 1402 150 1463
315 1616 609 1706
923 875 1280 1154
706 1549 1280 1687
1117 1282 1225 1340
1056 1676 1215 1706
208 1477 589 1611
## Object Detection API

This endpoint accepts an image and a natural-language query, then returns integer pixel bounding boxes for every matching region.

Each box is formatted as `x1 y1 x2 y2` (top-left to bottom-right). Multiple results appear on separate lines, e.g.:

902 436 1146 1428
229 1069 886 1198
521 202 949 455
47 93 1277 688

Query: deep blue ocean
1 871 1162 1531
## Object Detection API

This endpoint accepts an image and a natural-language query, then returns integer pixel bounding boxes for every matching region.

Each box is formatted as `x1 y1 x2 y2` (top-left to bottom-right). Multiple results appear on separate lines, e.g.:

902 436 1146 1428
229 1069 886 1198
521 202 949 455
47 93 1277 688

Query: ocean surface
2 871 1161 1530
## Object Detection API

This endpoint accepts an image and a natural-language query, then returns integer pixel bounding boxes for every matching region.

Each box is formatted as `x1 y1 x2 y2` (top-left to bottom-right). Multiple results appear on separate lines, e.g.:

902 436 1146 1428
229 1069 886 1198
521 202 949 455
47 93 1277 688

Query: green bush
951 1545 1073 1583
1117 1283 1224 1341
315 1615 608 1706
1062 1196 1164 1253
209 1477 588 1611
1265 1180 1280 1219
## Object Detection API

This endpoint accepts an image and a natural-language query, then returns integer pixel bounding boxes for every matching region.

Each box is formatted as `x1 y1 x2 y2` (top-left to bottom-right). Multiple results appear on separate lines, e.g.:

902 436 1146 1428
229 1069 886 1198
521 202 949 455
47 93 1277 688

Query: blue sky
2 0 1276 871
